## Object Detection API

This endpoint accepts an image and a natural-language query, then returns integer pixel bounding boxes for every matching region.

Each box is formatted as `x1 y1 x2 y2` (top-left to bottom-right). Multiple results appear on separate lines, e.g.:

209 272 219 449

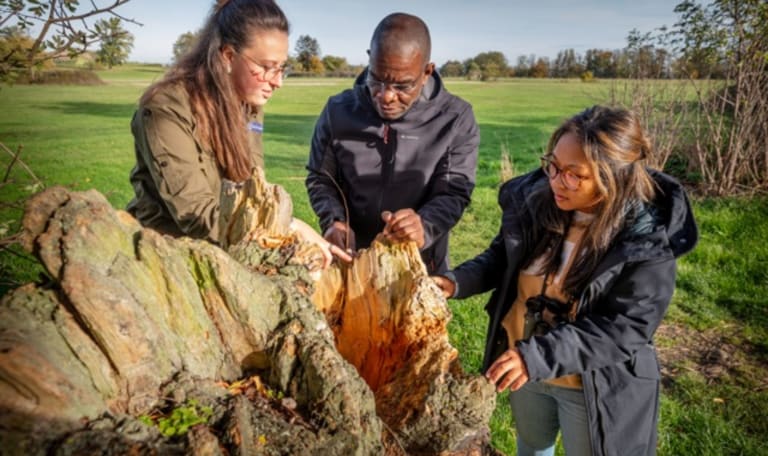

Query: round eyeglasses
365 74 419 95
238 52 291 81
540 156 590 190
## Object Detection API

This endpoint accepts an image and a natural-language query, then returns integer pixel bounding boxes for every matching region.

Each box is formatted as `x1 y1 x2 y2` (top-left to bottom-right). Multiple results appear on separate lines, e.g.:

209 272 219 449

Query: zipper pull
383 123 389 145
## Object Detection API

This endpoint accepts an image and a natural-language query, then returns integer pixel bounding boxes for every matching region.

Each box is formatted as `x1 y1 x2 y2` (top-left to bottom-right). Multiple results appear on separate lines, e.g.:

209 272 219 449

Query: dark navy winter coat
449 169 698 456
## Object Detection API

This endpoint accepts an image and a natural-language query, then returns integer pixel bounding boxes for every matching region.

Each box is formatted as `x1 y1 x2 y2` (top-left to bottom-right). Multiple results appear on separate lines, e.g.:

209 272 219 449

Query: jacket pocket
630 346 660 380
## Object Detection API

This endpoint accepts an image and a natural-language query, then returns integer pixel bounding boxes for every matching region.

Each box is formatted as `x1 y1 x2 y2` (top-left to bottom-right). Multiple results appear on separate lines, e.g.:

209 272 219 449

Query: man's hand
324 221 356 258
381 209 425 248
485 348 530 392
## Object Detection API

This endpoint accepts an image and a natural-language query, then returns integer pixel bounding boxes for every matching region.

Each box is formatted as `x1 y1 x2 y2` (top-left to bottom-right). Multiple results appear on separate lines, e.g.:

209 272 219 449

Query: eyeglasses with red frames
540 155 590 190
238 52 291 81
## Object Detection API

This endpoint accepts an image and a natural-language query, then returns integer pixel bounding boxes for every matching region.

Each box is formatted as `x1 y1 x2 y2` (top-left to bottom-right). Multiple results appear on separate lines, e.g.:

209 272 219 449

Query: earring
226 65 231 74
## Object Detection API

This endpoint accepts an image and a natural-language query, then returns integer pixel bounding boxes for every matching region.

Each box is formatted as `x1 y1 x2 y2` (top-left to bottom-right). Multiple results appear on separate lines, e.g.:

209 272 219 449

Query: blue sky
116 0 681 65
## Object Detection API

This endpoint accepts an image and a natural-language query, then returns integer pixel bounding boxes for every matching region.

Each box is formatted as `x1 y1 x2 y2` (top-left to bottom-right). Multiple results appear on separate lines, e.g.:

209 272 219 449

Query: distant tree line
438 24 734 82
439 43 673 81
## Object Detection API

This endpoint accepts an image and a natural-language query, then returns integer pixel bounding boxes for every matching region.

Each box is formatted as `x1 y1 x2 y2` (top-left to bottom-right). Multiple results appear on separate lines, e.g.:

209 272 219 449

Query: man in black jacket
305 12 480 273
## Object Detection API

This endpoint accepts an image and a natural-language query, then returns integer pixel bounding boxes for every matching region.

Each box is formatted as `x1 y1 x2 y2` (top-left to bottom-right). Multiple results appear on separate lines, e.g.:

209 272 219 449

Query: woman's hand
485 348 529 392
291 218 353 268
431 275 456 299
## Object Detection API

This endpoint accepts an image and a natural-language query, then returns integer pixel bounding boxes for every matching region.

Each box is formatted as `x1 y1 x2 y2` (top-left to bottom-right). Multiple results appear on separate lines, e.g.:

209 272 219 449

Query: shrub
18 69 104 85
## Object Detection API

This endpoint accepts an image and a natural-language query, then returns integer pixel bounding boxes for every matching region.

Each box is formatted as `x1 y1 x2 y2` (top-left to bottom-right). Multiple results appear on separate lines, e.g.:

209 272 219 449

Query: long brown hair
526 105 657 295
140 0 289 182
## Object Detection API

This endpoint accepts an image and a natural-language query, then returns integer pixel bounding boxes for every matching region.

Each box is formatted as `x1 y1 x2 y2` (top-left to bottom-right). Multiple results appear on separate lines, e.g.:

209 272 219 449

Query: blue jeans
509 381 593 456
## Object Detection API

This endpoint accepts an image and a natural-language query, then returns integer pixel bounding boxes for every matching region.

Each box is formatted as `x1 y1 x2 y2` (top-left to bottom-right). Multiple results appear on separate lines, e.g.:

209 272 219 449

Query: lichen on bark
0 169 497 455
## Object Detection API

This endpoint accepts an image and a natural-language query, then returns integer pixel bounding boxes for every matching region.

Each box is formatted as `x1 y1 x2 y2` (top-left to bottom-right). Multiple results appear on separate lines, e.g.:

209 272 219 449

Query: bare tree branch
46 0 139 26
1 142 42 187
2 0 141 80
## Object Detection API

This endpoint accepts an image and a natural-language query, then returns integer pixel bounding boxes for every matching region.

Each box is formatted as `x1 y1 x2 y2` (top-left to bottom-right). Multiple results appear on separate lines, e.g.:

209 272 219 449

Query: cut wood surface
314 239 497 453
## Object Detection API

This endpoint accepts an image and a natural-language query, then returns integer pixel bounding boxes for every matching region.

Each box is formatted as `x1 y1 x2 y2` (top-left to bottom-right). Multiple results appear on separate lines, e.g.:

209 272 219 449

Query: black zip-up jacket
305 70 480 273
448 169 698 456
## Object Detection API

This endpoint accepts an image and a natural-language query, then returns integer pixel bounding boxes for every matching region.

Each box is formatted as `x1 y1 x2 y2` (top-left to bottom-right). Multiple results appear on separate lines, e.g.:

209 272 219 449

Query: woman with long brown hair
127 0 347 266
435 105 698 455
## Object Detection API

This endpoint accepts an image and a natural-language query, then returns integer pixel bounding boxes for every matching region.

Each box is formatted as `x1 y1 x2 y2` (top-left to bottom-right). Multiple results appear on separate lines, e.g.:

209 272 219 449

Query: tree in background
306 54 324 75
584 49 617 78
472 51 507 81
439 60 463 77
530 57 550 78
94 17 133 69
172 30 199 64
513 55 530 77
294 34 320 73
322 55 353 76
671 0 727 79
624 28 672 79
0 0 138 81
321 55 344 72
463 59 481 80
552 48 584 78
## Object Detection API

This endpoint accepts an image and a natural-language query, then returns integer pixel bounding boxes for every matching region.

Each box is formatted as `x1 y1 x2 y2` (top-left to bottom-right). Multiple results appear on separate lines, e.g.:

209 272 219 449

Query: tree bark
0 169 498 455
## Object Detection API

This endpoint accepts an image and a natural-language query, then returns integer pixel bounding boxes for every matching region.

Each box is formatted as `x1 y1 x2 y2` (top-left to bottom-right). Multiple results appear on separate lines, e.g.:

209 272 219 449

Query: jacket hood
648 169 698 257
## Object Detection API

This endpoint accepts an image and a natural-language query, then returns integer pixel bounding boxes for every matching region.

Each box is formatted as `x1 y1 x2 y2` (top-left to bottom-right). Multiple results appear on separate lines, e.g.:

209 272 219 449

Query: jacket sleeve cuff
319 213 345 233
515 339 550 382
420 218 436 250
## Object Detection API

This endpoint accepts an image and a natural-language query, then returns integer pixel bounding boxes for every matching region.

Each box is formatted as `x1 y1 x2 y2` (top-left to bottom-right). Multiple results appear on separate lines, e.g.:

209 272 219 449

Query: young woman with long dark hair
127 0 347 266
435 105 698 455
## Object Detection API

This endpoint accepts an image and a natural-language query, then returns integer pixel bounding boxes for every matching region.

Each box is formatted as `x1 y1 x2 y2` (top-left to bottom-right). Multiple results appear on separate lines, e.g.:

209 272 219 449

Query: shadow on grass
43 101 137 119
473 116 573 191
715 296 768 329
264 113 318 147
132 68 166 73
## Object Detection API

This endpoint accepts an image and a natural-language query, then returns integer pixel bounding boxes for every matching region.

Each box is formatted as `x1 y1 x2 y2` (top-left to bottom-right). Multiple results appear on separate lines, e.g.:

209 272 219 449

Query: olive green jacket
127 83 263 243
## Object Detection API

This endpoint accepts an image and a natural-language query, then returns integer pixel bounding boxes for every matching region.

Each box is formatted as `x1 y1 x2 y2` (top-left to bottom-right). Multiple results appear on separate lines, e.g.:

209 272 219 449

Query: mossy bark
0 170 497 455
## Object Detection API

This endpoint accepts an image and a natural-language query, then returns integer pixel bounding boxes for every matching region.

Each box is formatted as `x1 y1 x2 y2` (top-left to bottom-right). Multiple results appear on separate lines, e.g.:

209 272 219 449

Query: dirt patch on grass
655 322 768 390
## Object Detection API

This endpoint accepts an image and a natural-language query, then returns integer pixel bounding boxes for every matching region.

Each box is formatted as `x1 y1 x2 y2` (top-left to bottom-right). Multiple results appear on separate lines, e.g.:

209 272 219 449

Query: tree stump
313 240 497 454
0 169 497 455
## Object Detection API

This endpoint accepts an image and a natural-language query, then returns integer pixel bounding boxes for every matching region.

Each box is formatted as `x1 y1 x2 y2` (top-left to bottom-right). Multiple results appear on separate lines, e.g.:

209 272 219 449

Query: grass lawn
1 65 766 455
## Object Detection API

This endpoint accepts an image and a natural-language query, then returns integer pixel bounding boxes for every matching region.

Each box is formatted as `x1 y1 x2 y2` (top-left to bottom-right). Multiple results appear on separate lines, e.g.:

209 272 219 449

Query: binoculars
522 294 571 339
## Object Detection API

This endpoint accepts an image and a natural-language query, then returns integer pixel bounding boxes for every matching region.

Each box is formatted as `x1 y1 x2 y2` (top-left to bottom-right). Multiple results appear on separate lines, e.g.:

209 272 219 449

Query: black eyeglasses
238 52 291 81
540 156 590 190
365 74 420 95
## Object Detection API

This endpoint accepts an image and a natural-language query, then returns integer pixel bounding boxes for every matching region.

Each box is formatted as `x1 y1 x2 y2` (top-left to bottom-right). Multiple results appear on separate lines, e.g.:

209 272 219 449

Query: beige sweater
501 211 594 389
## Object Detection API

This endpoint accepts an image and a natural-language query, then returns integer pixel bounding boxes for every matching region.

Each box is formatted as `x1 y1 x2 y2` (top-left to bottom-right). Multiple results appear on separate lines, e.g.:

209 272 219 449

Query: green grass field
1 65 766 455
